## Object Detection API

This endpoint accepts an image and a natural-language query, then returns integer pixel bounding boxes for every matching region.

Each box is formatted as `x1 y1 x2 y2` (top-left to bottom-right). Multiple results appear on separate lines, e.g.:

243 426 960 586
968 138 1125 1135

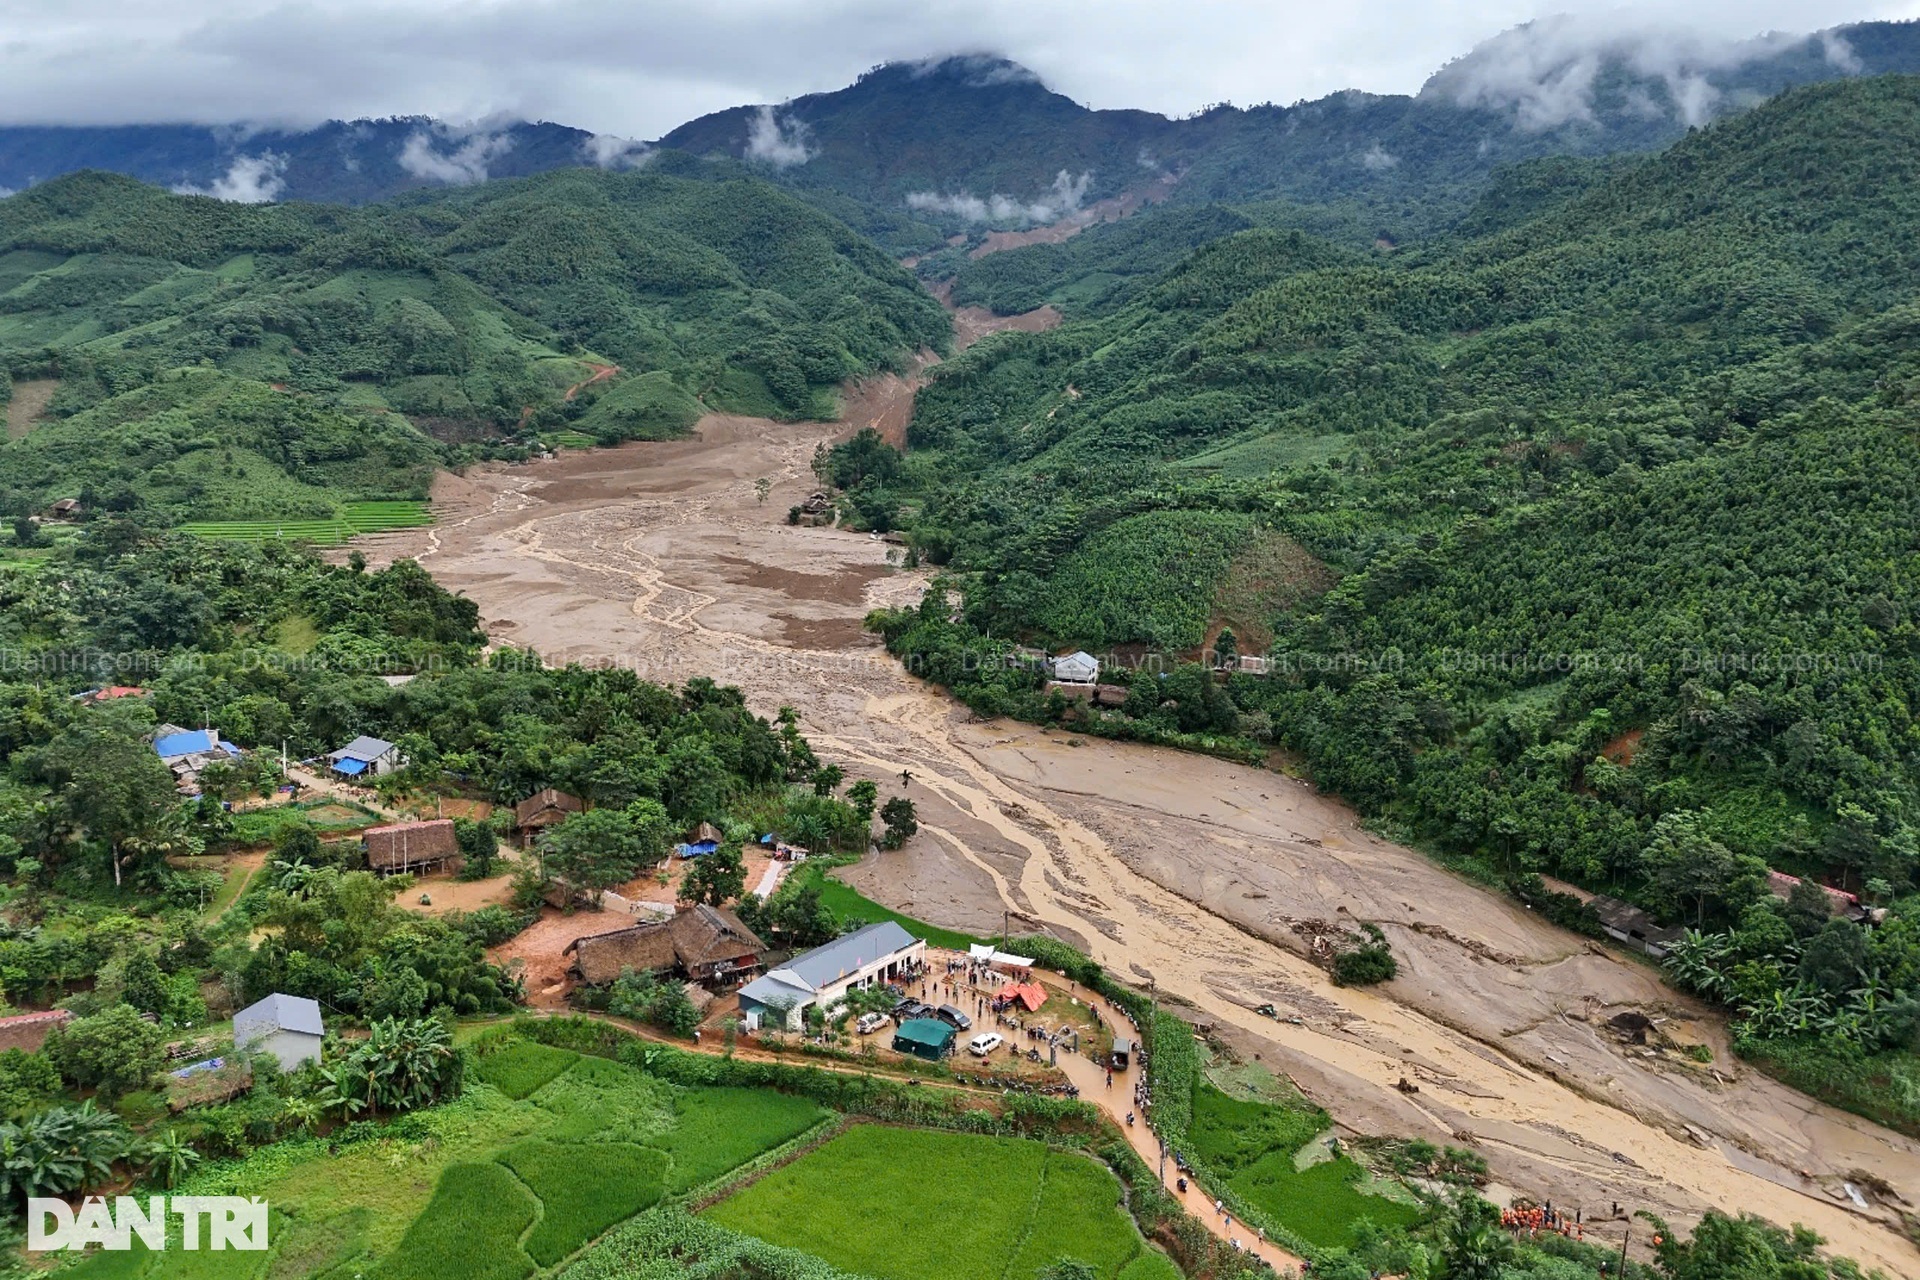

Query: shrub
45 1004 165 1098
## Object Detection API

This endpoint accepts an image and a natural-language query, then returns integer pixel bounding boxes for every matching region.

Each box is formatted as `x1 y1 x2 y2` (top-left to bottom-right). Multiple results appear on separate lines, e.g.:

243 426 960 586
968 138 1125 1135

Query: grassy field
1189 1079 1419 1249
180 500 432 546
793 863 987 952
377 1161 539 1280
497 1140 669 1266
473 1041 579 1100
61 1035 831 1279
705 1125 1171 1280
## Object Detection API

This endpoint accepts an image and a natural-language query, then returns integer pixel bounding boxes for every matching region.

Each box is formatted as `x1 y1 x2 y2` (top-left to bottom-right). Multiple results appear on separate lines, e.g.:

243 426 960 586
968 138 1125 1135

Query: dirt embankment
967 171 1180 259
6 378 57 440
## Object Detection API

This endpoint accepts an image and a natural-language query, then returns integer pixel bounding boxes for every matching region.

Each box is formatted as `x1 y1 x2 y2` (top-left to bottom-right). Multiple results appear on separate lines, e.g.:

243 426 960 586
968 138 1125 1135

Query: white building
736 921 924 1031
233 993 324 1070
1049 651 1100 684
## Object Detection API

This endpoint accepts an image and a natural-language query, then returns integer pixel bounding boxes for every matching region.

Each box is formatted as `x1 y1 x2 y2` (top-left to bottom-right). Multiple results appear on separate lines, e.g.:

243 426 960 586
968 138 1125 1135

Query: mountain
864 71 1920 1123
876 70 1920 907
3 19 1918 243
662 21 1920 235
0 164 946 519
0 119 630 206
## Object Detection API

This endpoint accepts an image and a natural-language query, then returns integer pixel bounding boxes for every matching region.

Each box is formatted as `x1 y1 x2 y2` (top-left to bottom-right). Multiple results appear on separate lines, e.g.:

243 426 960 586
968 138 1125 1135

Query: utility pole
1617 1223 1630 1277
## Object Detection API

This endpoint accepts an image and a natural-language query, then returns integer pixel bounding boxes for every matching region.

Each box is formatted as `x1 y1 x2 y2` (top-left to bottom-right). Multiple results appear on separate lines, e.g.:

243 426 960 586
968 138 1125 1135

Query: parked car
894 998 930 1020
855 1012 890 1035
935 1004 973 1031
967 1032 1004 1057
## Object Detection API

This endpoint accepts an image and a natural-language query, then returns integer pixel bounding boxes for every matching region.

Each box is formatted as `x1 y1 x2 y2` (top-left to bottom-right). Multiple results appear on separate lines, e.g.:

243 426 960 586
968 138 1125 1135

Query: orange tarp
997 982 1047 1012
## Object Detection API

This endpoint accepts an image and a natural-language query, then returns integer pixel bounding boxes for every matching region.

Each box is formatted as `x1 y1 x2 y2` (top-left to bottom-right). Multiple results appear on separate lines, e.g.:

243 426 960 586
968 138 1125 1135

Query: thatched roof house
0 1009 70 1053
514 789 584 831
567 921 680 985
566 905 767 987
669 904 767 983
364 819 459 874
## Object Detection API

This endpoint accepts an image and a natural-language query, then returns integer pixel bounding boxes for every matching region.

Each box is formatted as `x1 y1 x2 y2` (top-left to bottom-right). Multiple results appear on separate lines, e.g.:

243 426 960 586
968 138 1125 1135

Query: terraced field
180 501 432 545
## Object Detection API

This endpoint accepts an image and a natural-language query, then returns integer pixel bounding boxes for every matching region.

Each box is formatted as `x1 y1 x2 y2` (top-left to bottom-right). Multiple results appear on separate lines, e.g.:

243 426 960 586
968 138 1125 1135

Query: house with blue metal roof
152 725 243 788
736 920 925 1032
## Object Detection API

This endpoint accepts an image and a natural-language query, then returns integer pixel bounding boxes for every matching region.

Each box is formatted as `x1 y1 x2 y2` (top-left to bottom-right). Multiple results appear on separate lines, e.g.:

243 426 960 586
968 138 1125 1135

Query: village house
0 1009 70 1053
1767 870 1881 924
564 904 768 988
152 725 244 788
1589 894 1686 959
327 735 405 779
363 818 460 875
1048 651 1100 684
735 920 924 1032
233 993 324 1071
514 788 584 836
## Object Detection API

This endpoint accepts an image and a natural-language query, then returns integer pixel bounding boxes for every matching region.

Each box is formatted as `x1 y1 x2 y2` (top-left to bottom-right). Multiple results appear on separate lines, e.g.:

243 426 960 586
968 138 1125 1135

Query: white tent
968 943 1036 967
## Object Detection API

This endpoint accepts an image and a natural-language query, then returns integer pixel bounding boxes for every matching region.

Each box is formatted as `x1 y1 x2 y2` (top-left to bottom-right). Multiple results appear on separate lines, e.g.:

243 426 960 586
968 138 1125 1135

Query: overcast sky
2 0 1917 135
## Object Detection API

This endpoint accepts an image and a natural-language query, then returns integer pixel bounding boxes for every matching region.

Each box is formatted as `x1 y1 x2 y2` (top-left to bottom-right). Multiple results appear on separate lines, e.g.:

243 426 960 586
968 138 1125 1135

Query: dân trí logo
29 1197 269 1251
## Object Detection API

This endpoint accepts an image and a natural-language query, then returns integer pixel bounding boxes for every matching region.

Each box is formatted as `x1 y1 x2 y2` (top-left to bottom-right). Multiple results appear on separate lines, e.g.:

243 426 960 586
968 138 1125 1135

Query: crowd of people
1500 1203 1585 1240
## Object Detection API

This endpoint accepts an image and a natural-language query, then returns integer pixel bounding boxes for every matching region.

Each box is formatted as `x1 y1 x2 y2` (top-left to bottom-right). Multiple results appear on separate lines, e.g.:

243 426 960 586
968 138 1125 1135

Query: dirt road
355 393 1919 1272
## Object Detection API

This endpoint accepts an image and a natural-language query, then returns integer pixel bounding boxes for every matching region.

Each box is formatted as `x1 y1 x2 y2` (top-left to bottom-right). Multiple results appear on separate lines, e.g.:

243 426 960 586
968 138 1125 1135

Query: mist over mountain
3 18 1916 229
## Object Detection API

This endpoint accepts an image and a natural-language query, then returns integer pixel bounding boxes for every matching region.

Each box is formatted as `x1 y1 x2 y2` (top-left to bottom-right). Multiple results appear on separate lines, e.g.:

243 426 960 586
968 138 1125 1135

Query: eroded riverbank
349 407 1919 1274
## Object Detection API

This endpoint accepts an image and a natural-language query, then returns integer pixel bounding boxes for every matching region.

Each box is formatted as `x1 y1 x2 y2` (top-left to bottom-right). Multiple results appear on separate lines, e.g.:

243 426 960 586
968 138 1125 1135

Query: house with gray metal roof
736 920 924 1032
327 735 403 779
233 993 324 1070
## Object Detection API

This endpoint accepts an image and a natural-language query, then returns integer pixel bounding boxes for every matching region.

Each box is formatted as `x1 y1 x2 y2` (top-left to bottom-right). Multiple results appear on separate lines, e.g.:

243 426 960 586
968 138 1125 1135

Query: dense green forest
0 162 947 520
860 75 1920 1123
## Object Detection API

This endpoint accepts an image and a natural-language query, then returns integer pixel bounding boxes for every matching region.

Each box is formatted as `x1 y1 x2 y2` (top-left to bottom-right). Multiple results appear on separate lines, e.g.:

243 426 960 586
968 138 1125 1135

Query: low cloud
397 128 514 184
909 54 1039 88
1359 143 1398 171
171 152 286 202
744 105 813 167
906 169 1091 225
1423 16 1815 131
582 133 653 168
1820 31 1864 75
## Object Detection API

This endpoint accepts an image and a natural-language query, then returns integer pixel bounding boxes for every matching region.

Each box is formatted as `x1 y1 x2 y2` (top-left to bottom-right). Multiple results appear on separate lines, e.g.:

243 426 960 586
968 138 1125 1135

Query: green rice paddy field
61 1038 830 1280
705 1125 1180 1280
180 501 432 546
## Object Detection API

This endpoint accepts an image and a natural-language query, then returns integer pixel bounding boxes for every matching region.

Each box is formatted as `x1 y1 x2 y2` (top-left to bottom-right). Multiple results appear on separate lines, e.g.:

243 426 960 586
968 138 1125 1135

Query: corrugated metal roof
784 921 919 991
234 993 323 1040
154 729 218 759
330 735 395 762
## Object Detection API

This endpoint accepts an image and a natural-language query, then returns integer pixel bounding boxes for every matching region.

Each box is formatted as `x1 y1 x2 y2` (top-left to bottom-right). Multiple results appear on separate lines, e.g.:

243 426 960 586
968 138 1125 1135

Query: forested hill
861 73 1920 1118
0 164 947 521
